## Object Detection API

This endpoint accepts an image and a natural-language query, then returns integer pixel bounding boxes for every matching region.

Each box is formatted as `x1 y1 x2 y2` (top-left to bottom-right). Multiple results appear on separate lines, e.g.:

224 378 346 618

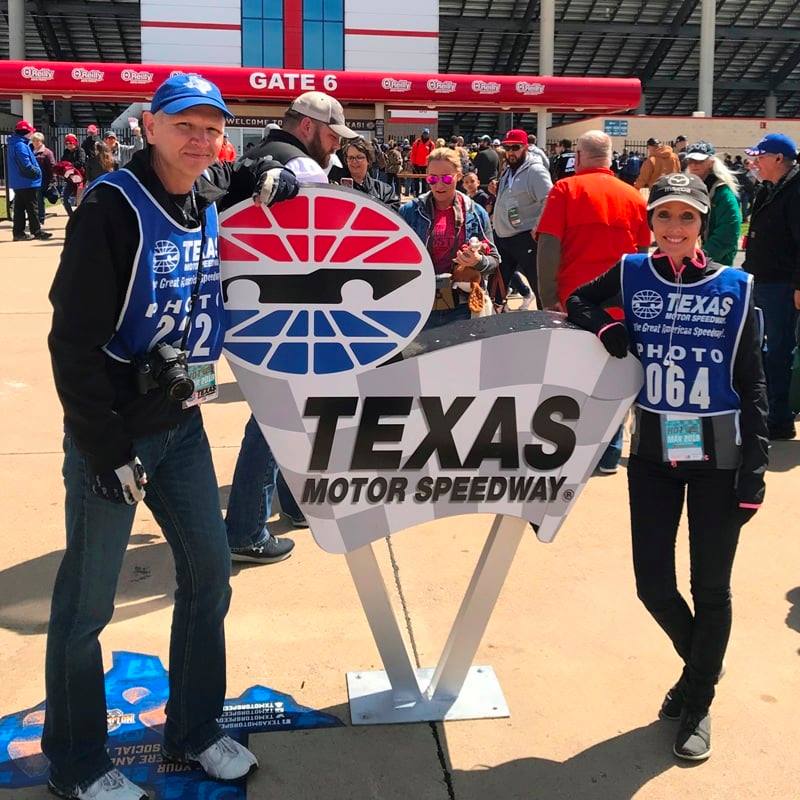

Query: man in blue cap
44 73 298 800
743 133 800 439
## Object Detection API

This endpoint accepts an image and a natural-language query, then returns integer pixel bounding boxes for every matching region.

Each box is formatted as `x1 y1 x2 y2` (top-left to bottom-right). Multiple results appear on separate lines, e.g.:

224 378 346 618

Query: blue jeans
43 413 232 792
225 414 302 549
754 283 798 429
62 184 76 218
598 425 624 470
37 186 47 224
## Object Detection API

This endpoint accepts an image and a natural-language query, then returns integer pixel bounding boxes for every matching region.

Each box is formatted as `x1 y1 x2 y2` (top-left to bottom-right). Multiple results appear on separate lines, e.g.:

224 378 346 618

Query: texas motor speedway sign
220 186 643 554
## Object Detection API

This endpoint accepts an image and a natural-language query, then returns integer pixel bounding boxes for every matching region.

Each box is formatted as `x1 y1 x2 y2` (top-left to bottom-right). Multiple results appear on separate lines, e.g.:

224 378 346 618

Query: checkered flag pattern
229 314 643 554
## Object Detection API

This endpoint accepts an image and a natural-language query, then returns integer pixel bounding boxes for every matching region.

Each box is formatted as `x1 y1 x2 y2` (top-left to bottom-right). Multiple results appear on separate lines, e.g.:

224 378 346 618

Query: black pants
387 173 401 196
496 232 540 308
628 456 745 712
13 187 42 237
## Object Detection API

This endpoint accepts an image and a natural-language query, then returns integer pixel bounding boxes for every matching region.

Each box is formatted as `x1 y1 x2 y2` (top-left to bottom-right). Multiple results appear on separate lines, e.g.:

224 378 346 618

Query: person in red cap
492 128 552 308
8 120 52 240
57 134 86 217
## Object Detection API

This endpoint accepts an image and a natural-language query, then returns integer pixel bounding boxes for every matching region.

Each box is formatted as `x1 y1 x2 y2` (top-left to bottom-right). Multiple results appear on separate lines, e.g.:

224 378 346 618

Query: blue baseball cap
150 74 233 119
745 133 797 159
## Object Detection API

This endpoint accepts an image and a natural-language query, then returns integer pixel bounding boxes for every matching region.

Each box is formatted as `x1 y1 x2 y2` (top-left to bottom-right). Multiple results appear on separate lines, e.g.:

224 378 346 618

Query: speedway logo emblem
219 186 432 376
152 240 182 274
631 289 663 320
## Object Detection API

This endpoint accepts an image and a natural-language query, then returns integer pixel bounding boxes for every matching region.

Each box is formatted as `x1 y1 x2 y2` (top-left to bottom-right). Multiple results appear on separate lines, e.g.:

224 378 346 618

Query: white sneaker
519 293 536 311
48 769 149 800
191 736 258 781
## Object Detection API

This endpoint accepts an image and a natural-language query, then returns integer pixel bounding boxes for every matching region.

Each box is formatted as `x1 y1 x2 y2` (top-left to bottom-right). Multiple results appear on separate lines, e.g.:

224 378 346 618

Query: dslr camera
135 342 195 402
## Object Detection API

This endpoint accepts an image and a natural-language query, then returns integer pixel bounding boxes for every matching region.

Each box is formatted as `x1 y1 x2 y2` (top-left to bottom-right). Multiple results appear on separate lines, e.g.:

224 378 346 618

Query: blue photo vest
84 169 224 365
620 253 751 416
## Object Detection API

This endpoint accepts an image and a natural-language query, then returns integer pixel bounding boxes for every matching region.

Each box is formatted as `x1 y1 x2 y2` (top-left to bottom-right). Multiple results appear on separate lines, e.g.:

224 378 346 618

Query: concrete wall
344 0 439 73
549 115 800 157
141 0 242 66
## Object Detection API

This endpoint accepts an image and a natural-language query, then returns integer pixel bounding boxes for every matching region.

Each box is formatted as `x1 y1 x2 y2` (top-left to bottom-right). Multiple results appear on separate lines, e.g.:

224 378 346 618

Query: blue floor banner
0 651 343 798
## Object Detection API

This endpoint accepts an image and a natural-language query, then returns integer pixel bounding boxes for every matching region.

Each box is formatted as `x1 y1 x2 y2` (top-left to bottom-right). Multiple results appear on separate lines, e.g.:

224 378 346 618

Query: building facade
140 0 440 147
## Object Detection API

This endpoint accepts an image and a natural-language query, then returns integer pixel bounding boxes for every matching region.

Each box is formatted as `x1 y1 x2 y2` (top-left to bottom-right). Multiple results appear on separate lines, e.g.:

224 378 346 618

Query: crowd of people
6 121 145 237
1 68 796 798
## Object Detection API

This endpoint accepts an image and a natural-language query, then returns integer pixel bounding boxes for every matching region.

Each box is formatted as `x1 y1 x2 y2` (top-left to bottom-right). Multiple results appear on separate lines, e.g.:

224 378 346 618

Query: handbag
45 184 59 204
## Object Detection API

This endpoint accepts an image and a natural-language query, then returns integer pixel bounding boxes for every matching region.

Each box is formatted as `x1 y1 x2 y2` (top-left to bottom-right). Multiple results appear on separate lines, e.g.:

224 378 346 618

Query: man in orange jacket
635 137 681 189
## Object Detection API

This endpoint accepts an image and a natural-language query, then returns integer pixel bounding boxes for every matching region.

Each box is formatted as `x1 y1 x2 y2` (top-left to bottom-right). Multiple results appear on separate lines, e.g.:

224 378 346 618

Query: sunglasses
505 144 524 152
426 174 455 185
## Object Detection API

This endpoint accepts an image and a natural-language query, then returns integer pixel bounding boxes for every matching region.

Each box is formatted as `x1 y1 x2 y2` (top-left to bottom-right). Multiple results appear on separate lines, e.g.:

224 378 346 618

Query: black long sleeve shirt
48 149 265 473
566 252 769 505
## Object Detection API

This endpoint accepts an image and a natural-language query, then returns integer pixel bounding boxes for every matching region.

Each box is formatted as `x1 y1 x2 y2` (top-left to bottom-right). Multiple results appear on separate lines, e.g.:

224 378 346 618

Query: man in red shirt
218 133 237 162
536 129 650 472
537 129 650 311
410 128 434 195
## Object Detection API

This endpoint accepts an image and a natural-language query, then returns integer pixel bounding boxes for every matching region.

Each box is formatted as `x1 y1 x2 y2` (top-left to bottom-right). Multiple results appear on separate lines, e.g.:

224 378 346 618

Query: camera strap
179 191 205 356
178 193 220 409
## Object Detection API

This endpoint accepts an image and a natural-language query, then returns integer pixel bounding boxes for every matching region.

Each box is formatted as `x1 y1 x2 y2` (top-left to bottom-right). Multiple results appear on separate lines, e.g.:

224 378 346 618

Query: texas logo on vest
220 187 644 554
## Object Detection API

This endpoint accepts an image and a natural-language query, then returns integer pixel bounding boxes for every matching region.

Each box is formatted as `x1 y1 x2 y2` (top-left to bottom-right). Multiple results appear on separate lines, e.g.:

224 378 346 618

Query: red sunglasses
426 174 455 185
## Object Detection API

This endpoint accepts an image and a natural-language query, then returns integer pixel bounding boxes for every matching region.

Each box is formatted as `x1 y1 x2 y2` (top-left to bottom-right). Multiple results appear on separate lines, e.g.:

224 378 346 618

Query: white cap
289 91 358 139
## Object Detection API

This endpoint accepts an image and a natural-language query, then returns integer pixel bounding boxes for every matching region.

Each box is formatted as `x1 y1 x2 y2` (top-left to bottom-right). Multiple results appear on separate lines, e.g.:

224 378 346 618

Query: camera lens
163 368 195 402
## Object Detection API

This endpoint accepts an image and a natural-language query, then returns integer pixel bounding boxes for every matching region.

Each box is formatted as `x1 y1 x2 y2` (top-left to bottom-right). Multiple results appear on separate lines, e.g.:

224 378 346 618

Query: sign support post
345 514 528 725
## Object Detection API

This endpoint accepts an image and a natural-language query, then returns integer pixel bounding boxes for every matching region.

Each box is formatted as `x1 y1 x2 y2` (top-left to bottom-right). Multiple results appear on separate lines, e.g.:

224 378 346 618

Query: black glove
91 457 148 505
256 167 299 206
598 322 630 359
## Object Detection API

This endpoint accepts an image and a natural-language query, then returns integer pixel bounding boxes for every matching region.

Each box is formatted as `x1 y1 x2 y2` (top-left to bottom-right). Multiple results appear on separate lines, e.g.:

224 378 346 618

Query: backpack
622 156 641 179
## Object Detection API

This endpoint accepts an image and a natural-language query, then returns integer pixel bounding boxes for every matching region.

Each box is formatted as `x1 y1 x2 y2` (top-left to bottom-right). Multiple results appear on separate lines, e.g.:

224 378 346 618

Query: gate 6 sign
220 188 643 554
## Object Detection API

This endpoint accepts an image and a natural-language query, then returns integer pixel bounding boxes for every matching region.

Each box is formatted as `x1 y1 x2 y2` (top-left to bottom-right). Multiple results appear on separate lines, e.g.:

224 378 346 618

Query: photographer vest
620 253 751 417
85 169 224 365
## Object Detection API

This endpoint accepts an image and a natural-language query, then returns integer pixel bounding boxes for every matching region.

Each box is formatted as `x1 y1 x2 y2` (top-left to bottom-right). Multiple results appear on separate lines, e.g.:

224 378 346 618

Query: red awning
0 60 640 113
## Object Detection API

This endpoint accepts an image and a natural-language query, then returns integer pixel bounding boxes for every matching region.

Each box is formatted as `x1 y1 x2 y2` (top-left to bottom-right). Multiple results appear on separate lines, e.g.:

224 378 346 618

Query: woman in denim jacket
399 148 500 329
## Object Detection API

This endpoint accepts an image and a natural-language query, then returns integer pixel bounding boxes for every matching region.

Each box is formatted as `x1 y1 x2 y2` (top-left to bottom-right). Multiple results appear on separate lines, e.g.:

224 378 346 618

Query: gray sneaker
673 709 712 761
230 534 294 564
48 769 149 799
165 736 258 781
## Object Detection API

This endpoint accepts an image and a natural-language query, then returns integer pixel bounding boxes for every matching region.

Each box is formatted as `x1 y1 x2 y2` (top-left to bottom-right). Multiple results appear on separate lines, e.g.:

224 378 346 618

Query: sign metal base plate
346 665 509 725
